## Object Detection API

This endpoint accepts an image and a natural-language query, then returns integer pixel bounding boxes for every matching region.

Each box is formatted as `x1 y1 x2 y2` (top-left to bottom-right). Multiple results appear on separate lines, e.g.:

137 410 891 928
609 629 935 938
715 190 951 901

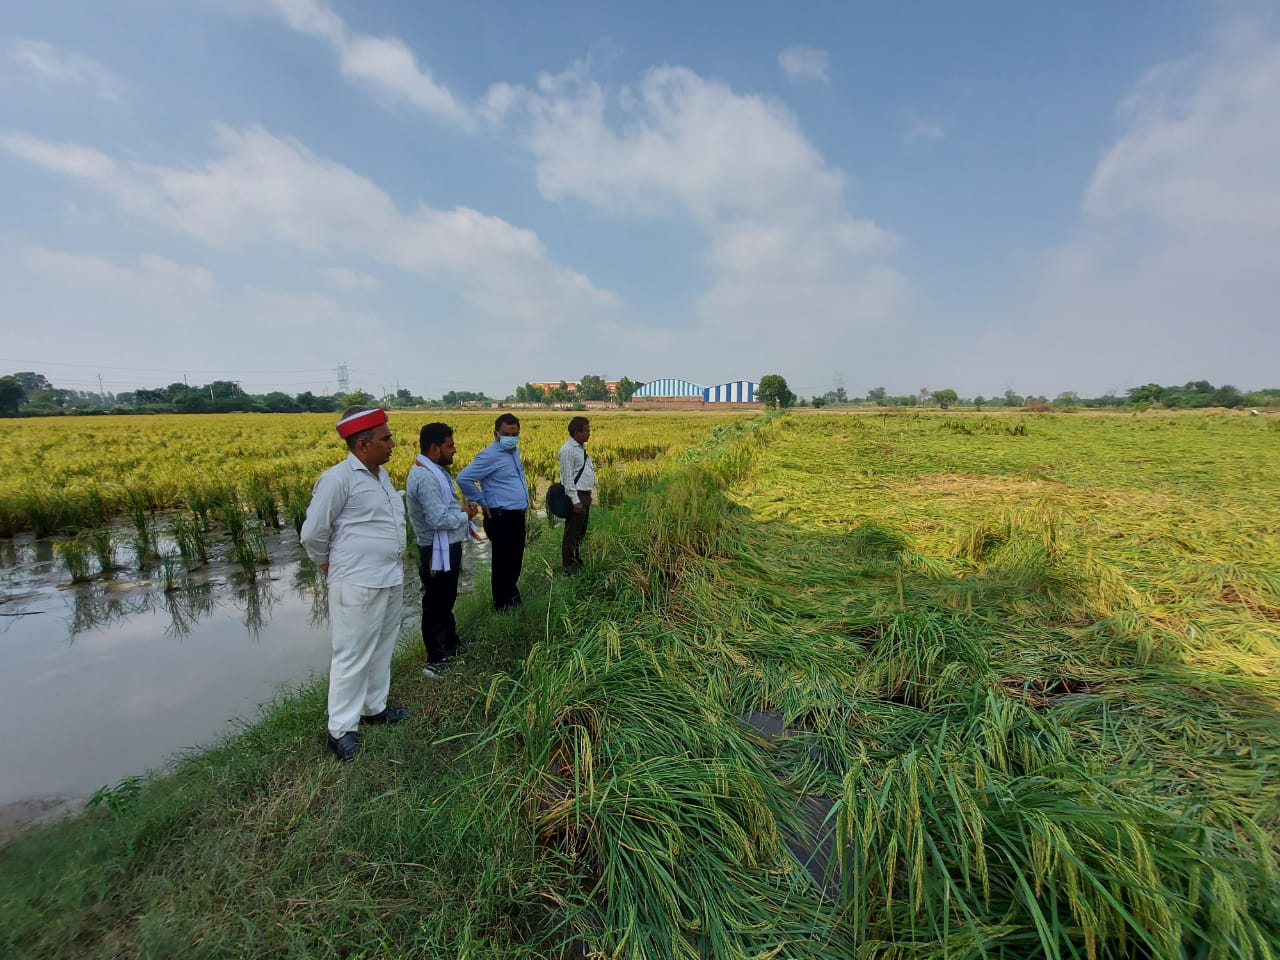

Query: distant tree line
0 371 489 417
2 369 1275 418
803 381 1278 411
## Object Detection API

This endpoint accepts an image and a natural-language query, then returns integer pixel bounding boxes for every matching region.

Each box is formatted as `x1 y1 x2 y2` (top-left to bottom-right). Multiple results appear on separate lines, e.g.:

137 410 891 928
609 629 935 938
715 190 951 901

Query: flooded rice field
0 524 486 831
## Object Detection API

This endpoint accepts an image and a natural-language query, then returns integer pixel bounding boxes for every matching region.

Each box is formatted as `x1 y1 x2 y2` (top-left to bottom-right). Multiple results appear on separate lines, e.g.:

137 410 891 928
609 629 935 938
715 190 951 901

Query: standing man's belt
487 507 526 516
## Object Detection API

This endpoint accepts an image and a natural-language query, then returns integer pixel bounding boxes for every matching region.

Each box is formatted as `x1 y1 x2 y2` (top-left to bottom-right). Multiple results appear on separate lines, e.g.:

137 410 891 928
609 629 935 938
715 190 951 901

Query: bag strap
574 454 588 485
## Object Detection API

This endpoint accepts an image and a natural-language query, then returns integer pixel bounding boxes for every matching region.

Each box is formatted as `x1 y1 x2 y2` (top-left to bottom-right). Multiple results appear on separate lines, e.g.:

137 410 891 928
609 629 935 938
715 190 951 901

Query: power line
0 357 336 375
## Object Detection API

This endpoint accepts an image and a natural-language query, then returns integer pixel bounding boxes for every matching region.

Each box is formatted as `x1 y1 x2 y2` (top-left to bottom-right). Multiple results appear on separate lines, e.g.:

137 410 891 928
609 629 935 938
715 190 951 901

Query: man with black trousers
406 422 479 676
457 413 529 611
557 416 596 575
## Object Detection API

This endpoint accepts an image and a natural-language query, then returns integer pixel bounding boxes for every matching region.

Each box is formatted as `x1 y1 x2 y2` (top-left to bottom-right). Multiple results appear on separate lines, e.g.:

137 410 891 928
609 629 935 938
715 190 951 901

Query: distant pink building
528 380 621 394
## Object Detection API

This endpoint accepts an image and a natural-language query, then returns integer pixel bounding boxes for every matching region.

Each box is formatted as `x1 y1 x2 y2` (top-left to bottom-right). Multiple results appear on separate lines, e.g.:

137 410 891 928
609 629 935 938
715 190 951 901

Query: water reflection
70 585 156 637
161 582 216 637
1 527 485 807
229 575 279 637
64 572 322 640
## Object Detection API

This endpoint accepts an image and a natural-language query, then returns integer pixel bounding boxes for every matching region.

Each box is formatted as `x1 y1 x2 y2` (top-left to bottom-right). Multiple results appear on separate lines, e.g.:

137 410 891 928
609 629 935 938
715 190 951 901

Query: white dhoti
326 579 403 738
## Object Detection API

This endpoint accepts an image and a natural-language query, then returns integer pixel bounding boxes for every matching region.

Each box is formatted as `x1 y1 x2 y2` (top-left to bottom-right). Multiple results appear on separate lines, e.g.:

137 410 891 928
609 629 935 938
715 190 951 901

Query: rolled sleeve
456 447 493 505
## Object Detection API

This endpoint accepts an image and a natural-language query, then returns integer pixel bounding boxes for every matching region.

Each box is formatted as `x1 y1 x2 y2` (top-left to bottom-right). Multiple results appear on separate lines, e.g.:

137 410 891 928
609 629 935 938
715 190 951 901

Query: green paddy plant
23 488 73 538
82 484 109 528
851 608 989 707
169 512 207 567
248 521 270 565
124 485 154 564
281 478 312 535
87 525 116 573
55 535 92 583
183 484 212 529
246 474 280 530
159 550 182 593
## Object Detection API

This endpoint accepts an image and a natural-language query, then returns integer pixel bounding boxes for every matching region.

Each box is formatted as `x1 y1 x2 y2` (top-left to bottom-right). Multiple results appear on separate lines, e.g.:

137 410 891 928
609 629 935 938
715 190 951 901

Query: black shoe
327 731 361 761
361 705 410 725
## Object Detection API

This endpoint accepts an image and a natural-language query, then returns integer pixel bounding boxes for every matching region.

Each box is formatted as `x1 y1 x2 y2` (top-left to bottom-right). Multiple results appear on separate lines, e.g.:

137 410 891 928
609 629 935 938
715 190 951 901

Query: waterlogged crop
0 410 750 537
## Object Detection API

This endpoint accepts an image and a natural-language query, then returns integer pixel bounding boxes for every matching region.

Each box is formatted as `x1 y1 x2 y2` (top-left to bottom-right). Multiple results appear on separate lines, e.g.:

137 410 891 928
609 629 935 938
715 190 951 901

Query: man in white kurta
300 407 409 761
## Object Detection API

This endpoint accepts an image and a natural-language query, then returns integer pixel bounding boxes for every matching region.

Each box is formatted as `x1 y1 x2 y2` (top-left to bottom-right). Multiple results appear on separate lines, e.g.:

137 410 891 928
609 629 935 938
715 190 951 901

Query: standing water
0 525 487 836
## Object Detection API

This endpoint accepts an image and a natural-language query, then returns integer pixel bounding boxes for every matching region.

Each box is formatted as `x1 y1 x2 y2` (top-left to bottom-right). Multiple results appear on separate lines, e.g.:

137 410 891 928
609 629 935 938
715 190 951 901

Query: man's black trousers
483 509 525 611
562 490 591 571
419 540 462 663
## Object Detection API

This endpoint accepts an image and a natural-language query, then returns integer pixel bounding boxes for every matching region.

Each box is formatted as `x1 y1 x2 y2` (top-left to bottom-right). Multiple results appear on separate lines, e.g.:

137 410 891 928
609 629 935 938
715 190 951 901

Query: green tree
615 377 640 405
12 372 51 392
295 391 332 412
209 380 241 399
261 391 299 412
811 395 827 408
0 376 24 416
515 383 546 403
932 388 958 410
163 382 190 403
576 374 611 402
973 395 986 411
341 389 376 407
867 386 887 403
1127 383 1163 405
387 387 424 408
758 374 795 409
26 388 72 409
1002 388 1024 407
1212 384 1243 408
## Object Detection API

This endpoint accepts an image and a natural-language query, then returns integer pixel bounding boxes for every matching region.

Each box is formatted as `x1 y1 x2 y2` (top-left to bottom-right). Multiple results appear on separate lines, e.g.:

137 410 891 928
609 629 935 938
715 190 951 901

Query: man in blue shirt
457 413 529 611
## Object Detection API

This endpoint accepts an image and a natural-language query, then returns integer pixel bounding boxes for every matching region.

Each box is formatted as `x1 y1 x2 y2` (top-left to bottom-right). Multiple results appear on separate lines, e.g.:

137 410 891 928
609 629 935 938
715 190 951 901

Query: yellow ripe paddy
0 409 755 536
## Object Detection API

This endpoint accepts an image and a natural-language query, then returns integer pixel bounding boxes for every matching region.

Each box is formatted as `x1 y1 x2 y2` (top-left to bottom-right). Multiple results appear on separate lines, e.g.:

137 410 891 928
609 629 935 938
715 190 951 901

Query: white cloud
324 266 380 290
2 130 118 180
495 61 906 379
903 110 946 144
257 0 470 126
972 19 1280 394
8 39 124 100
778 46 829 84
23 245 214 301
2 124 614 332
1 241 383 393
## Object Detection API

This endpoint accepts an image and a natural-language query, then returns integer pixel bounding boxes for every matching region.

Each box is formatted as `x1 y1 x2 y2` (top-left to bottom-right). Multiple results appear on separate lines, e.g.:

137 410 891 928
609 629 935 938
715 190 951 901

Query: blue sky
1 0 1277 400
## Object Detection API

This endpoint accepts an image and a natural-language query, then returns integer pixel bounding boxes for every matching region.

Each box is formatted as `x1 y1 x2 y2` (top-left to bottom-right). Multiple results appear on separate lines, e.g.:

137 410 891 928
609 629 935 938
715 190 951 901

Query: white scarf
415 454 457 572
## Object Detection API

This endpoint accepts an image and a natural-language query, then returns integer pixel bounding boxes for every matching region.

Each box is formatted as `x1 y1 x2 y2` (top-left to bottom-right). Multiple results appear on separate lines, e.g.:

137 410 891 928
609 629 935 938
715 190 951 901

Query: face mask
499 435 519 450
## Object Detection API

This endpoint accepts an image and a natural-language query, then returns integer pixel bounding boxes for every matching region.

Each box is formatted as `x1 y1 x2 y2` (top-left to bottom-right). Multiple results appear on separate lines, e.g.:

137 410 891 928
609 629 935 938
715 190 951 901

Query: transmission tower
336 362 350 394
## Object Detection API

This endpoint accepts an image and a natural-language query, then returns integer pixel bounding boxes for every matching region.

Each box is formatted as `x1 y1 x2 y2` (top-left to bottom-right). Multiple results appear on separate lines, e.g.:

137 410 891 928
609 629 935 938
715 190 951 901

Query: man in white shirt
557 416 596 575
301 406 409 761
